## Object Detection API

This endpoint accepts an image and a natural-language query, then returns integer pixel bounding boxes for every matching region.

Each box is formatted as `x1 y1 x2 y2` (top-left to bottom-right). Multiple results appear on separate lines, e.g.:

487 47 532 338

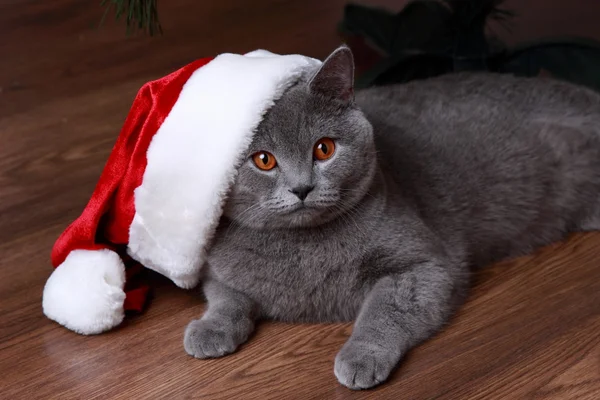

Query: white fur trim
128 51 321 288
42 249 126 335
244 49 277 58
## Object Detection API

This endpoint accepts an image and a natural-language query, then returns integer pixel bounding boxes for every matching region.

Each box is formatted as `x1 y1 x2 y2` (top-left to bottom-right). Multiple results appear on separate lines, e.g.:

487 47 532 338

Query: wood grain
1 1 599 399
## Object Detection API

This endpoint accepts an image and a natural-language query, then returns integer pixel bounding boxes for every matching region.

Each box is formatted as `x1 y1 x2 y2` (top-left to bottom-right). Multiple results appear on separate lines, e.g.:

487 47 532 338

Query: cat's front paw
184 318 241 359
334 341 397 390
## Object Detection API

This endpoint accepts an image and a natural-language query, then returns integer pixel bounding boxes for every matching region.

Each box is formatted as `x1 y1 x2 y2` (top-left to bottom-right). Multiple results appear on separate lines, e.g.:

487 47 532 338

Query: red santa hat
42 49 321 335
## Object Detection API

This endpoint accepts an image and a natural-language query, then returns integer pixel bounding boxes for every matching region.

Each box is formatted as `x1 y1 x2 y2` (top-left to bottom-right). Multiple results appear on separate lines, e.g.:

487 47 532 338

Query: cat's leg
578 205 600 231
334 260 465 390
184 278 256 359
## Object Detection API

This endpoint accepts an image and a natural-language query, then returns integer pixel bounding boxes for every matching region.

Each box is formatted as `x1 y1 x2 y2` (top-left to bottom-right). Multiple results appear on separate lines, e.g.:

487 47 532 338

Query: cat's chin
244 206 342 230
283 206 329 228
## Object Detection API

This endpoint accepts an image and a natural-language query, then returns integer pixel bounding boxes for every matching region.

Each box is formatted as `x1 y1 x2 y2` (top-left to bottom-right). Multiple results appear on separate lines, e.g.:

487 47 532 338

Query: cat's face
223 47 376 229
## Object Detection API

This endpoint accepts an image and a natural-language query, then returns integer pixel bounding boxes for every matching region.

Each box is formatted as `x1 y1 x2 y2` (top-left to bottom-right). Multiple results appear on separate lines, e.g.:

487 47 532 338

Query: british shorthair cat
184 46 600 389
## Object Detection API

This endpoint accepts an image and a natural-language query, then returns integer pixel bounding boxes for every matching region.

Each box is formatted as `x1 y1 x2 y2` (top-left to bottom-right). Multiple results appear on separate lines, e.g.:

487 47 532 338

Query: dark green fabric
339 1 600 92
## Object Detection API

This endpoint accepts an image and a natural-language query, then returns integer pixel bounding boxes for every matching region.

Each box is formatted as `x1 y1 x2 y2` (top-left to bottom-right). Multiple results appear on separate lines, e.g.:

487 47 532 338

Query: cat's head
223 46 376 229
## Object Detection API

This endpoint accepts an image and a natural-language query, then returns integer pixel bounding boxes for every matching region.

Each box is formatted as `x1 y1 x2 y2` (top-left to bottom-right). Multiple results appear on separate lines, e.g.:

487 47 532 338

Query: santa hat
42 49 321 335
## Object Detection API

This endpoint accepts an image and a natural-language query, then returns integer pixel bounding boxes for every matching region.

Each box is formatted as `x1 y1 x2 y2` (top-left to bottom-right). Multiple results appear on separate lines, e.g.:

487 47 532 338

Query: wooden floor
1 1 599 399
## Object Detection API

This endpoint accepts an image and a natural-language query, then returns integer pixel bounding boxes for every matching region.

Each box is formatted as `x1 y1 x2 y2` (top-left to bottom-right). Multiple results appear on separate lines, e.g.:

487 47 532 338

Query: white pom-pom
42 249 126 335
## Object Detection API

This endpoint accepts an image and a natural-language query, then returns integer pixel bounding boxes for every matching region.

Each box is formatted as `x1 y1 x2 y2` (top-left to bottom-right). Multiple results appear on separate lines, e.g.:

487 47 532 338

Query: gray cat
183 46 600 389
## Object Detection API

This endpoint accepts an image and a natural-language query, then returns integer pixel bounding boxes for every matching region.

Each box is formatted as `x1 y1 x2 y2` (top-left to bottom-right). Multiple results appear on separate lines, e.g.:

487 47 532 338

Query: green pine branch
99 0 162 36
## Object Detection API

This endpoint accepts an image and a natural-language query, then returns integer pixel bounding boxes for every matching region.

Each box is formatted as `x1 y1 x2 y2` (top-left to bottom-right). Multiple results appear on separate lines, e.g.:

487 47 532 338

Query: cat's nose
289 185 314 201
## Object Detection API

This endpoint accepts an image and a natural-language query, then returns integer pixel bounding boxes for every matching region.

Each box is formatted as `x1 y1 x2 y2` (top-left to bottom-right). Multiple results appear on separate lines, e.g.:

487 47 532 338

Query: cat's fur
183 46 600 389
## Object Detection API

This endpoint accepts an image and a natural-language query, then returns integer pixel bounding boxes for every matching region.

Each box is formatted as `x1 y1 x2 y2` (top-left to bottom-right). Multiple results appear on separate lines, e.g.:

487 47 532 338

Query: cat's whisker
339 187 377 200
324 199 367 238
222 202 264 239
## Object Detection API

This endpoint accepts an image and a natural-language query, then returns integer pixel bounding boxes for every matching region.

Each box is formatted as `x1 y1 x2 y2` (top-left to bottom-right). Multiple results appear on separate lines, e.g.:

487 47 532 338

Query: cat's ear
309 45 354 104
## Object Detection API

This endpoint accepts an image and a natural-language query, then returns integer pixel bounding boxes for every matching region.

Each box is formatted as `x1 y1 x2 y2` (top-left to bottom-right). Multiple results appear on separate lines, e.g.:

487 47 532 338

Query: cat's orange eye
314 138 336 161
252 151 277 171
